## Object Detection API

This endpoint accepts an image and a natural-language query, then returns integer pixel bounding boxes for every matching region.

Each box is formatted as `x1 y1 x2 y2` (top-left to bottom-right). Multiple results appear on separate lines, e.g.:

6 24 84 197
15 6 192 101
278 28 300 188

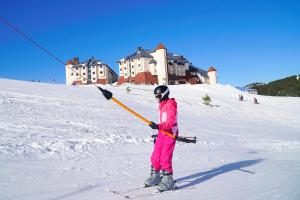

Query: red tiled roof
156 43 167 50
208 66 217 72
117 72 158 85
66 60 73 65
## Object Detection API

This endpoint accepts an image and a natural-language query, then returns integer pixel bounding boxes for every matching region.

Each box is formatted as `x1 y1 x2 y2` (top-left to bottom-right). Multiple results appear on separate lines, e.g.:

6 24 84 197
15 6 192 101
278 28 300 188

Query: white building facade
65 57 118 85
117 43 217 85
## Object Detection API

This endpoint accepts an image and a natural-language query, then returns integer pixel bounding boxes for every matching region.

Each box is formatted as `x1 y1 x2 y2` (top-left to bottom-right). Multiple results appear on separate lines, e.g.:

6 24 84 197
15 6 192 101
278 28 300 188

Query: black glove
149 121 158 129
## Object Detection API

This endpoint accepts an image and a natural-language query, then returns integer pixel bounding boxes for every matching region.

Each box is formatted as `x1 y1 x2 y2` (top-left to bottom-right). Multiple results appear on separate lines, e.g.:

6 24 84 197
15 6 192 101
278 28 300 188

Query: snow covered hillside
0 78 300 200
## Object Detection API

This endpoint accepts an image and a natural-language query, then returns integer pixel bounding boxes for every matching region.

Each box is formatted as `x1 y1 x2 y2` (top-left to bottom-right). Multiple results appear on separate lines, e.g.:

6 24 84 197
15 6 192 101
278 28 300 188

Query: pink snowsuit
151 98 178 173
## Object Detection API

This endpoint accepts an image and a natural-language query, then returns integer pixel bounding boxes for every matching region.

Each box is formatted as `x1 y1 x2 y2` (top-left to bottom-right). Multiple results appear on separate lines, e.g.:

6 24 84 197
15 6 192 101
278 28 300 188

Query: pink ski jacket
158 98 179 139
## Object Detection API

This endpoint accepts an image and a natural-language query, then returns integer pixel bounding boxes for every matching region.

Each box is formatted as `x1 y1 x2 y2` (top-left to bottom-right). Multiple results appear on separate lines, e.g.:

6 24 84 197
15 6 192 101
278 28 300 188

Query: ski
121 186 195 199
108 180 180 195
108 186 152 195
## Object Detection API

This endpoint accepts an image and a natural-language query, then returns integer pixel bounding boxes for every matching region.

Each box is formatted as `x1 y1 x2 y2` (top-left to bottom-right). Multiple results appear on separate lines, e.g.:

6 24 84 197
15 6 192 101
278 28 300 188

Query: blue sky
0 0 299 86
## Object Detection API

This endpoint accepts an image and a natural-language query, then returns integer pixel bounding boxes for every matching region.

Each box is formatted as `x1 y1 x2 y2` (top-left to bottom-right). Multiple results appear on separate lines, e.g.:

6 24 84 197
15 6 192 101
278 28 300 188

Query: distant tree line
247 75 300 97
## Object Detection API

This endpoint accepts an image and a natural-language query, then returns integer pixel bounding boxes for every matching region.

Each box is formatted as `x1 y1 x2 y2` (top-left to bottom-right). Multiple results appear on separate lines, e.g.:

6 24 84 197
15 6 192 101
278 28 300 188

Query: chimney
73 57 79 65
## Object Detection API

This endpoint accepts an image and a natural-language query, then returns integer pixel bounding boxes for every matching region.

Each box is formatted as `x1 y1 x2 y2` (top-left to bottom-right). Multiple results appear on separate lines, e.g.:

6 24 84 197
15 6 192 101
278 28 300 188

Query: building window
120 68 122 71
132 66 134 68
138 64 140 67
71 73 74 76
100 71 103 74
125 67 126 70
76 73 79 76
93 78 96 80
132 72 135 75
83 73 86 75
100 66 102 68
93 72 95 74
83 67 85 69
76 68 78 70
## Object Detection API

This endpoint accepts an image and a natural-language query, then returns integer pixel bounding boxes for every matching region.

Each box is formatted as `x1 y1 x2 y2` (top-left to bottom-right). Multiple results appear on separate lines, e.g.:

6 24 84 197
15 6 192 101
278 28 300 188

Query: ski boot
157 170 175 192
144 166 161 187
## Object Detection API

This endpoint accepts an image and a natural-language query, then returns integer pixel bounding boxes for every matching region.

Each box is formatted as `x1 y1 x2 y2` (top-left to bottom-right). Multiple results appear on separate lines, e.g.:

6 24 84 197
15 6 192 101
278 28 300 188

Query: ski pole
97 86 176 140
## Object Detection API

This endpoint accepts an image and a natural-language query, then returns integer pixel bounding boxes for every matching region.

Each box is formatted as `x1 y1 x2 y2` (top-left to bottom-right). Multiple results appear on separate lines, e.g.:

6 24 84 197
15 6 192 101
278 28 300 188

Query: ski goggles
155 93 162 100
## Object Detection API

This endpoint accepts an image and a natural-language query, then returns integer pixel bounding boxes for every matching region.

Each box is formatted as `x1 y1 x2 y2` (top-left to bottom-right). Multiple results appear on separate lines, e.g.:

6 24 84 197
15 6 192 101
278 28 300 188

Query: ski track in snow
0 78 300 200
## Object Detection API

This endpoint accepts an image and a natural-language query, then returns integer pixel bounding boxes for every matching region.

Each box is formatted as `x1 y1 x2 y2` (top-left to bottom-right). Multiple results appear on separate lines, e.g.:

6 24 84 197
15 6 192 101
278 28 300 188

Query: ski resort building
65 57 118 85
117 43 217 85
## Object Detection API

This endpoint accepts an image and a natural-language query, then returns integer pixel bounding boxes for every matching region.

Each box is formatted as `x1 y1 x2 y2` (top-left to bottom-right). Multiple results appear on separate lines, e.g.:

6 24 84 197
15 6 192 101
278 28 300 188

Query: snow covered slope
0 78 299 200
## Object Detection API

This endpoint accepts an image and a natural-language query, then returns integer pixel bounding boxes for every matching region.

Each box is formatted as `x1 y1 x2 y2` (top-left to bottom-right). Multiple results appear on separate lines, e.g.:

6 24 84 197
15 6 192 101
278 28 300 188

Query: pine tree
202 94 212 105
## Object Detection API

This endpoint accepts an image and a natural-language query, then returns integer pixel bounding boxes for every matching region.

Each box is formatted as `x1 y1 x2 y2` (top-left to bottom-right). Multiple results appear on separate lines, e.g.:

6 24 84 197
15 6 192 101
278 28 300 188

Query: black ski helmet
154 85 169 102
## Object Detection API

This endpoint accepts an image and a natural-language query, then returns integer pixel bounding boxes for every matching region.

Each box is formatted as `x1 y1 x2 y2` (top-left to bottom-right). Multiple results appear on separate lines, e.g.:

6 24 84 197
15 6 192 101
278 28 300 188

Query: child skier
145 85 178 192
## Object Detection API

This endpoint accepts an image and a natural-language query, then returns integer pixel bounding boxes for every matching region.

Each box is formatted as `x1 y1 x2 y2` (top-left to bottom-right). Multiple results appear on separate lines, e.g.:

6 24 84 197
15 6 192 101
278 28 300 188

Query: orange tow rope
111 97 176 139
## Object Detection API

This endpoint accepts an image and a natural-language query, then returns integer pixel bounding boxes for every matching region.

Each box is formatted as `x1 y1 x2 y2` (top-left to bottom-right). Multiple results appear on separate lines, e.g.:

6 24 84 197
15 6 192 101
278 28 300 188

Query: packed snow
0 78 299 200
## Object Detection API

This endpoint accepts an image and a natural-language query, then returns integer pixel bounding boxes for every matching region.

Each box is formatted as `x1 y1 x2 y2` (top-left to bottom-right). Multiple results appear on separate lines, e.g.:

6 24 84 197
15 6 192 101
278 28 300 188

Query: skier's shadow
175 159 264 189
